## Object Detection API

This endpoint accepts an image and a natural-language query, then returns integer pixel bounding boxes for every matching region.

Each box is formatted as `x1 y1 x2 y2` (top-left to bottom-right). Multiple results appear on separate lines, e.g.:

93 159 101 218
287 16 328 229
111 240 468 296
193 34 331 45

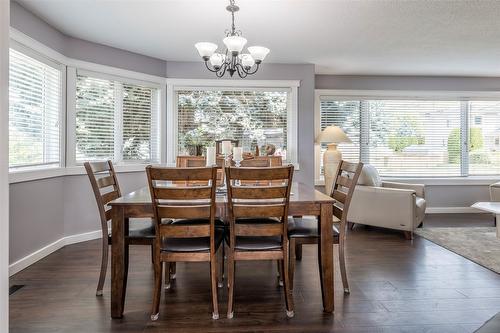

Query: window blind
468 101 500 175
9 48 61 169
177 89 288 157
366 100 462 177
75 73 159 163
319 100 361 174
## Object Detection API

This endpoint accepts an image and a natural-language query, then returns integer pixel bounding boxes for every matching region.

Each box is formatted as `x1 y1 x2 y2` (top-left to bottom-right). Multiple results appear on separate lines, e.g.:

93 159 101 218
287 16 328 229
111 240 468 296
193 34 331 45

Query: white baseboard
426 206 487 214
9 229 102 276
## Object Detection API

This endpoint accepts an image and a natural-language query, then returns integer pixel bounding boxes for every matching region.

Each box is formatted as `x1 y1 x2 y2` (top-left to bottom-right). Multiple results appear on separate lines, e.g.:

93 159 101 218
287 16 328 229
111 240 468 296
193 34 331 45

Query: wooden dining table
108 182 336 318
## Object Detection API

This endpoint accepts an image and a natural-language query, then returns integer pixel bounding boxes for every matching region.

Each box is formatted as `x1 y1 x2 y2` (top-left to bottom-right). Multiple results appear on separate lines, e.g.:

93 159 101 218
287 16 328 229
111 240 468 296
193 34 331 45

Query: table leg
496 214 500 238
111 206 127 318
318 202 334 313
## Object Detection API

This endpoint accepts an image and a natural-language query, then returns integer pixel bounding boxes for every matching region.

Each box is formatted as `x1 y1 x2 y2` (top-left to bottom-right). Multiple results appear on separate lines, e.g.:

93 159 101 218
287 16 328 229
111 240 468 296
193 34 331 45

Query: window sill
9 164 157 184
314 176 500 186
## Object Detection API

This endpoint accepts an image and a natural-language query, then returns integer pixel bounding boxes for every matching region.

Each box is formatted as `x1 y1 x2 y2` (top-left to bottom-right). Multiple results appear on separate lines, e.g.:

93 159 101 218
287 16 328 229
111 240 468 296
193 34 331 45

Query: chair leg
289 238 296 290
217 246 224 288
276 260 284 287
151 257 163 321
295 243 303 260
96 237 109 296
348 222 355 230
338 242 350 294
170 262 176 280
403 231 413 240
281 256 294 318
164 262 172 290
210 255 220 320
226 253 235 319
150 243 154 264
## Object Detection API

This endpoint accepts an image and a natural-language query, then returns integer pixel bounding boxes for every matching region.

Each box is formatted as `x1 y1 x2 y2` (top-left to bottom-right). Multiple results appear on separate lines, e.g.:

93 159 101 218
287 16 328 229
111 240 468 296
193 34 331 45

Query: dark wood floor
10 214 500 333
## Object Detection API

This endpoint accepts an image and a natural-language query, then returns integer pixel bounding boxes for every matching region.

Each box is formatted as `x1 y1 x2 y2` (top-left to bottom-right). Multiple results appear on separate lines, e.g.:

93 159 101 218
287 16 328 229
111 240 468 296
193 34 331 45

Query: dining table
108 182 336 318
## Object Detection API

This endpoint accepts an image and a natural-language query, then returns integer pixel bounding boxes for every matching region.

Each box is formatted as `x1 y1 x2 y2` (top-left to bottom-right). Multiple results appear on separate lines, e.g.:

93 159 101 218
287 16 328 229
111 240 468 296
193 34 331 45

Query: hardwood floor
10 214 500 333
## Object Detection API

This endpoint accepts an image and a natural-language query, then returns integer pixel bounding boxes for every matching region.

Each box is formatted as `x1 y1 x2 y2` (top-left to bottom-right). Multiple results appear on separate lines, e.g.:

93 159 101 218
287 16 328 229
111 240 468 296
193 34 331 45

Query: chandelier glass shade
194 0 270 78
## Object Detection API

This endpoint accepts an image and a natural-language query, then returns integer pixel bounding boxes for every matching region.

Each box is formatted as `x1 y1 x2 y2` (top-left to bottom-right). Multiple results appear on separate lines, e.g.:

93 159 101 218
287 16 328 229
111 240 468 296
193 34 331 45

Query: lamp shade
316 126 352 144
248 46 270 62
210 53 226 67
223 36 247 53
195 42 218 58
239 54 255 68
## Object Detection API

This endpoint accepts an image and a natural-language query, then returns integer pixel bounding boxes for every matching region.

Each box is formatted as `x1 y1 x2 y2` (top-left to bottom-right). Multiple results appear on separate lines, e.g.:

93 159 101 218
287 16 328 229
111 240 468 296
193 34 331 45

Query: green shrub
447 128 484 163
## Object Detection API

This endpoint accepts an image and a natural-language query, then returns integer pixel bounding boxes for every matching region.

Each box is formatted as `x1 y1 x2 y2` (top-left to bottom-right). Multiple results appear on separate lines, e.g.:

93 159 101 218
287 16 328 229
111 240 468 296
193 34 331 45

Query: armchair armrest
490 181 500 201
382 181 425 198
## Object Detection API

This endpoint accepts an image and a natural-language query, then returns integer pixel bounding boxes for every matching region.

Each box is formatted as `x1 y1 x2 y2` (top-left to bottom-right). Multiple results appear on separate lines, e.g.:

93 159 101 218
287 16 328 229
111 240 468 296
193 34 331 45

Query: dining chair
84 160 155 296
146 166 224 320
225 165 295 318
288 160 363 293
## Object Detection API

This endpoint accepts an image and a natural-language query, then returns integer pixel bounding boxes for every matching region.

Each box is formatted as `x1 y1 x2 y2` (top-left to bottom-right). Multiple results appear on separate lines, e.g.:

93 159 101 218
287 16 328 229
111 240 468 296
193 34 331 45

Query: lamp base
323 143 342 195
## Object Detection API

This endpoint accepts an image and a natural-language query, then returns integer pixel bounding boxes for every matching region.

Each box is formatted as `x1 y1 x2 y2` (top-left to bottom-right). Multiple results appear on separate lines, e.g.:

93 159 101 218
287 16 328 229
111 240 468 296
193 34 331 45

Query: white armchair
347 164 426 239
490 182 500 201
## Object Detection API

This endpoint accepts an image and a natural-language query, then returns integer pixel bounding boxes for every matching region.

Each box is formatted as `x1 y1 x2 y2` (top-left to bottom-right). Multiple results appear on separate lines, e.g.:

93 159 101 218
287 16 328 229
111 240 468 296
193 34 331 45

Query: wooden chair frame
146 166 222 320
84 160 155 296
289 160 363 293
225 165 295 319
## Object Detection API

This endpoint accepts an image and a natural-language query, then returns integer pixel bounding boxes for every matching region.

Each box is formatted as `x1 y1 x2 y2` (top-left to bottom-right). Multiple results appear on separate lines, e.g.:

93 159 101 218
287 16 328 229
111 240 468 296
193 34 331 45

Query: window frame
315 89 500 185
166 79 300 169
8 40 67 173
66 68 164 167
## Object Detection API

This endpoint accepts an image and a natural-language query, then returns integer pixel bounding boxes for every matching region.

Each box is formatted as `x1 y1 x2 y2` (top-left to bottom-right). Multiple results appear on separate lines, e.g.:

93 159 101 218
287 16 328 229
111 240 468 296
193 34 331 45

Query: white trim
167 79 300 167
9 229 103 276
166 78 300 88
426 206 487 214
315 176 500 186
1 1 9 329
315 89 500 101
9 164 148 184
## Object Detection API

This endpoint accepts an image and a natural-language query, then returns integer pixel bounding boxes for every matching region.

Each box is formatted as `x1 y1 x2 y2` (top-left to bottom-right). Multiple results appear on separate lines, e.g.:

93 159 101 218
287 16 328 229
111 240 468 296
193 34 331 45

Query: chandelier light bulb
210 53 226 68
247 46 270 63
194 42 218 59
239 54 255 69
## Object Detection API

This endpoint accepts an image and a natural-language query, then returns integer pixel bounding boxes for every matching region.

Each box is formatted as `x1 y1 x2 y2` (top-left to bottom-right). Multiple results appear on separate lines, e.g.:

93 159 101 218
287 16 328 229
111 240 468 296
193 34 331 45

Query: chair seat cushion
171 218 225 229
288 216 340 239
234 236 282 251
236 217 281 224
161 226 224 253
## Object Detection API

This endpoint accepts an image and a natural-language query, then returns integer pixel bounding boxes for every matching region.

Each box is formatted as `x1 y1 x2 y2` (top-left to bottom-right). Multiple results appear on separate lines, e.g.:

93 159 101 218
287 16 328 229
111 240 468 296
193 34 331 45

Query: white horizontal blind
122 83 158 162
75 75 115 162
177 89 288 157
9 48 61 169
319 100 361 175
468 101 500 175
75 73 159 163
367 100 462 177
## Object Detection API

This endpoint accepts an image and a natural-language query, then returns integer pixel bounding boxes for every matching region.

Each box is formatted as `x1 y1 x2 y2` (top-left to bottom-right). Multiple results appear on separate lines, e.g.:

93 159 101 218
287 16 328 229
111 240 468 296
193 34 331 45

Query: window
176 88 290 160
9 48 62 170
74 72 160 164
317 93 500 178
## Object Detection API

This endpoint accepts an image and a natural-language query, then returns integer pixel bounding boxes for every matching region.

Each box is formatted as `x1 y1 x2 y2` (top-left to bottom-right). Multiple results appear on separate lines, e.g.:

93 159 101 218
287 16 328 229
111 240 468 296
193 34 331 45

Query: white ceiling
16 0 500 76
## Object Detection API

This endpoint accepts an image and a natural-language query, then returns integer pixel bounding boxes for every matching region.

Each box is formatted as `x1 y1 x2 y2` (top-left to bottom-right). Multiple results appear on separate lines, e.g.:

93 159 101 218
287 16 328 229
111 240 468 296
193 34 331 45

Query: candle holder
234 158 242 168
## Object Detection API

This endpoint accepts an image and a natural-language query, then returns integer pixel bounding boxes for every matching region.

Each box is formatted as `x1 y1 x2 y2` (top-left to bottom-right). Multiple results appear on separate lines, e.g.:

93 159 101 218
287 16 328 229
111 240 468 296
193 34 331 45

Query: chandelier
194 0 270 78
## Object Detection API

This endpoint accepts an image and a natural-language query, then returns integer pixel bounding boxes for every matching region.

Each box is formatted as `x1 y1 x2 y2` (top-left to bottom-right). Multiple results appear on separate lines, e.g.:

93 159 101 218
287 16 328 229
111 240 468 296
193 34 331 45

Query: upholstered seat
161 228 225 252
287 216 340 239
234 236 282 251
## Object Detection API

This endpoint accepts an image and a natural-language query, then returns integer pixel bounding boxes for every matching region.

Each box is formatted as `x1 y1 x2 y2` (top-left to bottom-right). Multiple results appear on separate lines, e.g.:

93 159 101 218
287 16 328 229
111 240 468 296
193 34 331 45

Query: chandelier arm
243 62 260 75
216 62 228 78
204 61 220 73
235 63 248 78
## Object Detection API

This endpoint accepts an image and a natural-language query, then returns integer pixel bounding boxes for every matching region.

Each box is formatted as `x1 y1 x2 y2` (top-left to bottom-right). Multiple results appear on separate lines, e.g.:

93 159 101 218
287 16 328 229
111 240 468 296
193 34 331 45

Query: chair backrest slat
147 166 218 242
85 160 122 238
240 158 270 167
226 165 294 240
330 161 363 222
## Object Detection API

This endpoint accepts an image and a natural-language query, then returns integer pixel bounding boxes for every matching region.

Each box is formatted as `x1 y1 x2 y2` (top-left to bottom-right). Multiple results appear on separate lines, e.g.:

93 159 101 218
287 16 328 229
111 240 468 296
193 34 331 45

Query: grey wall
315 74 500 208
166 61 316 185
10 1 166 77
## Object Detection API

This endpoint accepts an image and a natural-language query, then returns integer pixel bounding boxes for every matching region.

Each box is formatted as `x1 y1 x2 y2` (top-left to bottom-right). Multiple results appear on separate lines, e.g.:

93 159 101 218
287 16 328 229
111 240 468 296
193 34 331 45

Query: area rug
415 227 500 274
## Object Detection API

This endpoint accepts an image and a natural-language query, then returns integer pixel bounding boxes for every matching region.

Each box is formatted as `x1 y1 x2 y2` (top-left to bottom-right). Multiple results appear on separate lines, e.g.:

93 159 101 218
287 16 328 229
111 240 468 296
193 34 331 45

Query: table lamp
316 126 352 195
